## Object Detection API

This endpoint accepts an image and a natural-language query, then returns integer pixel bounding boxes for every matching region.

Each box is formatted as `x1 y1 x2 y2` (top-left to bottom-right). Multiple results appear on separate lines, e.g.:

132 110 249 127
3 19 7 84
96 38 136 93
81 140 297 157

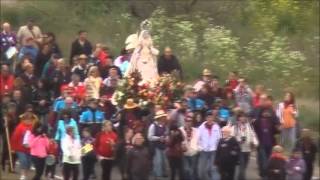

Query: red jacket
94 131 117 158
47 140 59 156
68 82 86 102
227 79 239 90
98 51 109 67
0 74 15 96
10 121 33 153
252 94 261 108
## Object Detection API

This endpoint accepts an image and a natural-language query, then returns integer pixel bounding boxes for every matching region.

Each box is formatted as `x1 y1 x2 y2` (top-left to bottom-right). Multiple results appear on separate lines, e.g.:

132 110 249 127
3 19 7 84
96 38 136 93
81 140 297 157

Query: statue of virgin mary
125 20 159 83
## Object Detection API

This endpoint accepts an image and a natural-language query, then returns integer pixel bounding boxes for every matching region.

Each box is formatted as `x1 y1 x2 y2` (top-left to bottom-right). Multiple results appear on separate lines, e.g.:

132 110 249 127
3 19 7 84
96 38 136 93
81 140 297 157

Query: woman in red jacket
10 105 38 180
0 64 15 97
94 121 118 180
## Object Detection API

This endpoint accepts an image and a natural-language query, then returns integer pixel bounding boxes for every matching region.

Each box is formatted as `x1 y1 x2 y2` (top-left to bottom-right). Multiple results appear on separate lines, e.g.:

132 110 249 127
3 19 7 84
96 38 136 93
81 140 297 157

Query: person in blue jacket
55 109 80 143
187 89 206 111
79 99 105 137
18 37 38 63
217 99 231 127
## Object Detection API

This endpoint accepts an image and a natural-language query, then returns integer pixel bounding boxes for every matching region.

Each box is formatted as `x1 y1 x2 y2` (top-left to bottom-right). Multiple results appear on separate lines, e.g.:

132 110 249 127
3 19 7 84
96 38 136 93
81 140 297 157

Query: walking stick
4 116 14 172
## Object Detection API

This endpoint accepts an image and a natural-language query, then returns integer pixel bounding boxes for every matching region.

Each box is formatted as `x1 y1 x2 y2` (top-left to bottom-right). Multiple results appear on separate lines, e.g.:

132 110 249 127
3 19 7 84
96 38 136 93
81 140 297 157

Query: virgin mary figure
125 20 159 83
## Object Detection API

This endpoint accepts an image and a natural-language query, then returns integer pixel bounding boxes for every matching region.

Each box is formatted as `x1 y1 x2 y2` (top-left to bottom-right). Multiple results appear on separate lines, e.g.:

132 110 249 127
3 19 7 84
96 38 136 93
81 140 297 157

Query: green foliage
202 26 241 76
242 32 311 88
150 9 197 59
149 9 313 92
242 0 317 35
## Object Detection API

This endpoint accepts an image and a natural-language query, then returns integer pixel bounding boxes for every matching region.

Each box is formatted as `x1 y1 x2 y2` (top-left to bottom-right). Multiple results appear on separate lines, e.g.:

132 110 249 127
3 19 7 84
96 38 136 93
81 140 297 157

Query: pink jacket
29 134 50 158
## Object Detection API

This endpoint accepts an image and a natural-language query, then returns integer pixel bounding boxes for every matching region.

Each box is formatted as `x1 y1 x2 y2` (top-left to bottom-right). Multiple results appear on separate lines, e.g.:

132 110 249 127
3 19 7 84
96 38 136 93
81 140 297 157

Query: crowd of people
0 19 318 180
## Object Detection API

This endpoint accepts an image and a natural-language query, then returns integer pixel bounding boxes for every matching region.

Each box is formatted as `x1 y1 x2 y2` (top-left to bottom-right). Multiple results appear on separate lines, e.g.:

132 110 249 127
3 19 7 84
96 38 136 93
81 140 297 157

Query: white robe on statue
126 30 159 83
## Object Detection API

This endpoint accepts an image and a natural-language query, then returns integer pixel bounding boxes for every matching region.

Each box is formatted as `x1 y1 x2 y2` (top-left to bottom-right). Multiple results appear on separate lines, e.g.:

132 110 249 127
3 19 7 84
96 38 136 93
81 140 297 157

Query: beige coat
17 25 42 47
84 76 102 99
180 127 199 156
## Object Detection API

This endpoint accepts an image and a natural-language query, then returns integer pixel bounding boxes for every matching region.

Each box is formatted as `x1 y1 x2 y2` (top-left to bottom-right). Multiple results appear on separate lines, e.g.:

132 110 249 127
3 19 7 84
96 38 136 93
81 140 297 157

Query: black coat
19 74 38 104
215 137 241 168
35 52 51 77
50 70 71 97
266 156 286 180
32 88 52 115
127 146 151 180
72 66 87 81
50 42 62 56
157 55 182 78
70 39 92 63
295 139 318 165
11 99 26 117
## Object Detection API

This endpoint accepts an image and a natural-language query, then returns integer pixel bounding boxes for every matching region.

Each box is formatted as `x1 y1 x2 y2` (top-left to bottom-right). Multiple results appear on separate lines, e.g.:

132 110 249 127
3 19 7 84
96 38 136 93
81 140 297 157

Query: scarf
205 122 213 135
184 127 192 142
235 123 252 142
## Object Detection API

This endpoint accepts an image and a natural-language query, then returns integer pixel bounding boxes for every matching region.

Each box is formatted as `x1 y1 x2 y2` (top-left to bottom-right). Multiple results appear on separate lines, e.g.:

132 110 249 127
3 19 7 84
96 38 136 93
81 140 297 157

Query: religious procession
0 12 318 180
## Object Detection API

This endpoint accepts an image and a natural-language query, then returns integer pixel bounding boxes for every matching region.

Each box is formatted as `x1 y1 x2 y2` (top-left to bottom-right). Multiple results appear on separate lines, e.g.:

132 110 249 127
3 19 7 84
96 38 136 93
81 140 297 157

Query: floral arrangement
112 70 185 108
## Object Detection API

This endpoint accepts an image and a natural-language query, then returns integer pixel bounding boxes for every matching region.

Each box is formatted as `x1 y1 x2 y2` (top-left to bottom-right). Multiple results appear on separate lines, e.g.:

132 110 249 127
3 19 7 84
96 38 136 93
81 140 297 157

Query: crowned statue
125 20 159 83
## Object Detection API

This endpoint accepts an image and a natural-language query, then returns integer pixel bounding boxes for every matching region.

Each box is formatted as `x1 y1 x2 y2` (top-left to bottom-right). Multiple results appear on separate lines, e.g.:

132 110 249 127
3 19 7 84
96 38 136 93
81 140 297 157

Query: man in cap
148 110 169 178
193 68 213 92
118 99 141 136
71 54 89 81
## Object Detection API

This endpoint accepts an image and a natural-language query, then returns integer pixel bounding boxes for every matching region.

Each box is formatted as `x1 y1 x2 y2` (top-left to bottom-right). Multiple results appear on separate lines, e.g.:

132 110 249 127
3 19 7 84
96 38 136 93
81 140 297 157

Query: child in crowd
28 123 49 180
95 121 118 180
266 145 287 180
61 126 81 180
45 135 59 180
286 148 306 180
81 128 96 180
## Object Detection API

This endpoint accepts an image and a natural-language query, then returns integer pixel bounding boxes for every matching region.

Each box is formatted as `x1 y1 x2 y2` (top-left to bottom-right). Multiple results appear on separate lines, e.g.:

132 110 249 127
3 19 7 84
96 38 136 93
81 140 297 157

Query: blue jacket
55 119 80 141
187 98 206 111
219 107 231 121
79 108 105 124
53 99 78 112
18 45 38 63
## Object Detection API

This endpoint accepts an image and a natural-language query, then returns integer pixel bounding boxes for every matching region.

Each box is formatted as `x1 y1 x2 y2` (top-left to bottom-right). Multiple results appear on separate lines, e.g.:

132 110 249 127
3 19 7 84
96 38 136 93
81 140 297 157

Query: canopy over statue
125 20 159 83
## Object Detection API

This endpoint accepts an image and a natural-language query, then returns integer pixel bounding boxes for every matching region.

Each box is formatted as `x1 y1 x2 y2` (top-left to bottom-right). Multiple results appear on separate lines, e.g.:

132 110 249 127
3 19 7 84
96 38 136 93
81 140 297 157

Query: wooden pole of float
4 116 14 172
